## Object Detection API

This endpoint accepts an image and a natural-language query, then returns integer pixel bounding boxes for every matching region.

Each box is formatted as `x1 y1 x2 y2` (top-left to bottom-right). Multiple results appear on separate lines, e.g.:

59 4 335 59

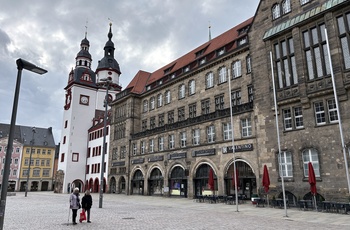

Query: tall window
232 60 242 78
246 55 251 73
168 110 174 124
158 113 164 126
168 134 175 149
303 24 330 80
328 98 338 123
282 0 291 14
206 72 214 89
337 13 350 69
188 80 196 95
272 4 281 20
223 123 232 140
165 90 171 104
157 94 163 107
142 119 147 131
140 141 145 154
201 99 210 115
241 118 252 137
189 103 197 118
215 95 224 110
248 86 254 102
207 125 215 143
274 37 298 88
132 143 137 155
218 66 227 84
150 97 155 110
231 90 241 106
302 148 320 177
279 151 293 177
150 116 156 129
149 139 154 153
143 100 148 113
158 136 164 151
179 84 185 99
180 132 187 148
178 107 185 121
192 129 200 145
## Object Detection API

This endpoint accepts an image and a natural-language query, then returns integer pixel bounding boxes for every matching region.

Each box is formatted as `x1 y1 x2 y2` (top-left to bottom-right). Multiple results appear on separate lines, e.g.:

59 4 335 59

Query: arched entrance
194 164 217 196
169 166 187 197
148 168 163 196
93 178 99 193
88 178 93 192
119 176 126 194
71 180 83 192
225 161 256 199
131 170 144 195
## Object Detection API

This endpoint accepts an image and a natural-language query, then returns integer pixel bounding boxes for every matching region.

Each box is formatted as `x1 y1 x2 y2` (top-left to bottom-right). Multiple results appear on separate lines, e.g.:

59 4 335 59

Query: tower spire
208 21 212 41
85 19 88 38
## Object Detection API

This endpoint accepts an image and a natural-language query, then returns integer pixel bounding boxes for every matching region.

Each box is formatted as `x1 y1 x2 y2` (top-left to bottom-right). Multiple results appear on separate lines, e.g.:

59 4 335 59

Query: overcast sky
0 0 260 143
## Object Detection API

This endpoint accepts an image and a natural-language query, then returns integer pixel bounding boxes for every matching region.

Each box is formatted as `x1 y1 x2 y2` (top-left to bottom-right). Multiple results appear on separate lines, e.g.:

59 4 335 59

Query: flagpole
324 28 350 194
270 52 288 217
228 69 239 212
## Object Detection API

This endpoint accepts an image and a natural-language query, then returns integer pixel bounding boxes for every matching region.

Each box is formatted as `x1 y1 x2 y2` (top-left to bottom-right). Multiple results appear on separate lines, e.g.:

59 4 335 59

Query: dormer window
200 58 206 65
171 73 176 79
217 48 225 56
159 80 163 85
146 85 151 91
184 66 190 72
238 36 247 46
195 49 204 58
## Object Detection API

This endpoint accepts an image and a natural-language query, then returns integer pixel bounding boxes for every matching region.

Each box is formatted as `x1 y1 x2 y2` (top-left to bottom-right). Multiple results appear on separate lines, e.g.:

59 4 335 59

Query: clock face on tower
80 95 89 105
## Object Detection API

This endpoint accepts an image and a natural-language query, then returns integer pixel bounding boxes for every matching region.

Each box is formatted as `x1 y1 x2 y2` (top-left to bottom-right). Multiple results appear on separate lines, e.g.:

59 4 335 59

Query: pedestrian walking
81 189 93 223
69 187 81 225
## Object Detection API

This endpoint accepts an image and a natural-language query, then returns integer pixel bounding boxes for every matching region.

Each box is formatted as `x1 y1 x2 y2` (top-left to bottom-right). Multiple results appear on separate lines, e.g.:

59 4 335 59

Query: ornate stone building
109 18 258 199
250 0 350 202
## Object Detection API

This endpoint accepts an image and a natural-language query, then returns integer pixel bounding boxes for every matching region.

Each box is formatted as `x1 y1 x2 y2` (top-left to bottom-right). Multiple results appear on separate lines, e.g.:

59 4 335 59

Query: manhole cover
122 217 135 220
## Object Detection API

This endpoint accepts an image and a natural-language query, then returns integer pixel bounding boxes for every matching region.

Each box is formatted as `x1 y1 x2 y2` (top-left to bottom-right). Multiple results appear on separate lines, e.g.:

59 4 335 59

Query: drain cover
122 217 135 220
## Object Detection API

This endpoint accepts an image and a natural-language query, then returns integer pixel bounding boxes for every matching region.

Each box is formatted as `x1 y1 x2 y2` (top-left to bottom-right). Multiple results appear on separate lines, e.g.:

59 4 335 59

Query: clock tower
58 24 121 193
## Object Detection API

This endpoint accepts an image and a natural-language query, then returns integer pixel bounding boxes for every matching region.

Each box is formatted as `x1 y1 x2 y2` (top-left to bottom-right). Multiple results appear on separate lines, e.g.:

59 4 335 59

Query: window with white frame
13 169 17 176
158 136 164 151
165 90 171 104
279 151 293 177
314 99 338 125
143 100 148 112
157 94 163 107
302 148 320 177
180 131 187 148
232 60 242 78
218 66 227 84
189 80 196 95
206 72 214 89
207 125 215 143
149 139 154 153
33 169 40 177
231 90 241 106
168 134 175 149
337 12 350 70
282 0 291 14
328 98 338 123
223 123 232 140
150 97 155 110
132 143 137 155
14 158 19 164
192 129 200 145
282 107 304 131
241 118 252 137
272 4 281 20
314 101 325 125
140 141 145 154
179 84 185 99
43 169 50 177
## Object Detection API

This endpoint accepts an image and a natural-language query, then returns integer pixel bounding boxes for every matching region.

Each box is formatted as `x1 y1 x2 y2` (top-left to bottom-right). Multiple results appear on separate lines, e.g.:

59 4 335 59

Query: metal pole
324 28 350 193
270 52 288 217
228 69 239 212
0 67 23 229
99 80 110 208
25 127 36 197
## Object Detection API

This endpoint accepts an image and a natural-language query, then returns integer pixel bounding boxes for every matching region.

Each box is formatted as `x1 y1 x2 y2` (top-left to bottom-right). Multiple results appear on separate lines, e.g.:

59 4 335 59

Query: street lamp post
0 59 47 229
25 127 36 197
98 77 112 208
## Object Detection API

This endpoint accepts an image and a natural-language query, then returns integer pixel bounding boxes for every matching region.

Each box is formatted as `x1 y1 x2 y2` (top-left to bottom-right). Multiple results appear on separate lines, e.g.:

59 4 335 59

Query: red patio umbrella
208 168 214 191
308 162 317 195
262 165 270 193
308 162 317 210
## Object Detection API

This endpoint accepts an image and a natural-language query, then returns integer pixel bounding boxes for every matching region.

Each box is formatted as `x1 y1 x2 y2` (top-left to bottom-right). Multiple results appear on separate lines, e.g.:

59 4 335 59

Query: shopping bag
79 209 86 222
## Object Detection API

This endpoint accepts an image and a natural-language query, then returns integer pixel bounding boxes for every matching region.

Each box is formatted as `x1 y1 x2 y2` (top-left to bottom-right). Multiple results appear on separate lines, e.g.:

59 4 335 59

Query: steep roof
125 17 253 95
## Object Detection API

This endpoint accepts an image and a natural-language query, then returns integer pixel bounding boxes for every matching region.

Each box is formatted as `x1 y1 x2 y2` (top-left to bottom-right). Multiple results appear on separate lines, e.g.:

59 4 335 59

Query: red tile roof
126 17 253 95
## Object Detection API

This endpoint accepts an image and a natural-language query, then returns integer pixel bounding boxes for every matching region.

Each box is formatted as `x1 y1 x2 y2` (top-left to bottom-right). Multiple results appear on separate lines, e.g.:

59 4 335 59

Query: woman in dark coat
81 190 93 223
